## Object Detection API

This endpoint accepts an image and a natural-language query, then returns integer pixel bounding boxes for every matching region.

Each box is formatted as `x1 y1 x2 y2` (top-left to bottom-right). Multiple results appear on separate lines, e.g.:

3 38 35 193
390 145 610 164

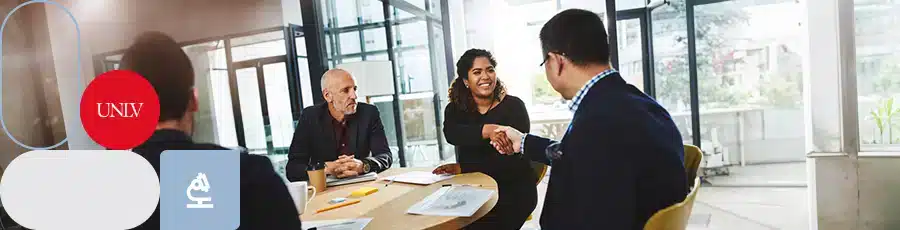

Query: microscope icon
186 172 214 209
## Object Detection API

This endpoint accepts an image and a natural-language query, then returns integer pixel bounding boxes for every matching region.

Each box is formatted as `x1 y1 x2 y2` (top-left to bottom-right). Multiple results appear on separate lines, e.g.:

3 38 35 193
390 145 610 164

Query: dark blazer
523 73 688 230
131 129 303 230
286 102 392 182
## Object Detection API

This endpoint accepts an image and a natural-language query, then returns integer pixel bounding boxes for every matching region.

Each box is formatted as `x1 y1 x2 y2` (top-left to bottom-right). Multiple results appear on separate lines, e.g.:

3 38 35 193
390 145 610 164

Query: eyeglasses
540 52 566 66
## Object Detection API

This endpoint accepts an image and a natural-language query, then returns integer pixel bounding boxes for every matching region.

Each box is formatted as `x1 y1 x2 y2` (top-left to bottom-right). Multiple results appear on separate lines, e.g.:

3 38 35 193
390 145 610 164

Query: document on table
381 171 454 185
407 186 495 217
303 218 372 230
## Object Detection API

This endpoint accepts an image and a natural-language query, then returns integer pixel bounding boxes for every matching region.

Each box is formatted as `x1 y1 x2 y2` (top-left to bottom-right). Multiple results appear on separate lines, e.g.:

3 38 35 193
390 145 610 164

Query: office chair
526 161 548 221
683 144 703 187
642 145 704 230
643 177 701 230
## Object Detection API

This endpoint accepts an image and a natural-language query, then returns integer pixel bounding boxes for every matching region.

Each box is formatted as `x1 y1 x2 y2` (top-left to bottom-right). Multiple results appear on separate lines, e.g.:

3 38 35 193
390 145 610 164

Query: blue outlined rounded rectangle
160 150 240 230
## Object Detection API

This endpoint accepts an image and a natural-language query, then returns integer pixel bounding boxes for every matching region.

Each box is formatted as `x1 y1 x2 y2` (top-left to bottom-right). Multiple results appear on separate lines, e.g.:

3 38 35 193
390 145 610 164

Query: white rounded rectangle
0 150 160 229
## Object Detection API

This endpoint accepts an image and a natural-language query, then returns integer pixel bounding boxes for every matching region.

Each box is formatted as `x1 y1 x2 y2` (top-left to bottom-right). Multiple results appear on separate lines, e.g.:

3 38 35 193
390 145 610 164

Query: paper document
303 218 372 230
407 186 495 217
327 172 377 186
382 171 454 185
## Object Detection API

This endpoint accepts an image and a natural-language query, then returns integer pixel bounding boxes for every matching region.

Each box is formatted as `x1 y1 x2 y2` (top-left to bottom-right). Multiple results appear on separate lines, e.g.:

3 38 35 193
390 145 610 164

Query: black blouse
443 95 535 185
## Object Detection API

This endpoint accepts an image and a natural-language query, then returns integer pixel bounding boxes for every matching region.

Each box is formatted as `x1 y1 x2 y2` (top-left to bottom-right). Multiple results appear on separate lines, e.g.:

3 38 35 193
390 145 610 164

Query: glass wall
616 18 645 90
652 0 692 145
856 0 900 149
321 0 451 167
448 0 609 141
95 27 306 178
694 0 805 164
449 0 808 183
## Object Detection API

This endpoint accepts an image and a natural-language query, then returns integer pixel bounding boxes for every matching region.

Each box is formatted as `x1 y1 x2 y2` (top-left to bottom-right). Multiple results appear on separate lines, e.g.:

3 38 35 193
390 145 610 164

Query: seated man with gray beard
286 69 393 181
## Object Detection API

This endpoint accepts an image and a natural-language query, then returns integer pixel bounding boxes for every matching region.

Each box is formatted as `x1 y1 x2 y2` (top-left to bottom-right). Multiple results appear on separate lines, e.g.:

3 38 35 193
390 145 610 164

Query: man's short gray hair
320 68 352 92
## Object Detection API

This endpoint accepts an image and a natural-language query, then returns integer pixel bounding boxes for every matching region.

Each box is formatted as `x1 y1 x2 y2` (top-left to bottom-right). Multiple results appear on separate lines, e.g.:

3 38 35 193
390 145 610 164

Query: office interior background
0 0 897 229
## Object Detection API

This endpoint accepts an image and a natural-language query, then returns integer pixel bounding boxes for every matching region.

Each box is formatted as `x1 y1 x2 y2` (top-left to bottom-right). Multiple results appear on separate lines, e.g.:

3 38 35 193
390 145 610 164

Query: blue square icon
160 150 240 230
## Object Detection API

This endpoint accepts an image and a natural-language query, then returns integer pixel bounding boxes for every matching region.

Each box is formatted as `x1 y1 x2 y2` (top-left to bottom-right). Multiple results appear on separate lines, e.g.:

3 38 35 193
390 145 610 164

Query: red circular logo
80 70 160 149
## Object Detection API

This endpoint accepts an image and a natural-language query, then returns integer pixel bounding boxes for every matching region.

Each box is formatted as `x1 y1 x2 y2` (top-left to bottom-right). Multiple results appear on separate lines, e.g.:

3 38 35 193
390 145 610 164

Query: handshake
485 124 525 155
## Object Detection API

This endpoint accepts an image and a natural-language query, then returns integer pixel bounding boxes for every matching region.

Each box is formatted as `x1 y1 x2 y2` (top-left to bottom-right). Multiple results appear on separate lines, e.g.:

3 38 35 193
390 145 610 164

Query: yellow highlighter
349 187 379 198
316 199 360 214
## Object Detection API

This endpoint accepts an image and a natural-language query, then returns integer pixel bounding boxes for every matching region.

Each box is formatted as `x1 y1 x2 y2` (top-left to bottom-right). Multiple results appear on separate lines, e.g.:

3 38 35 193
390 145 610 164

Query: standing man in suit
493 9 689 229
126 31 303 229
286 69 393 182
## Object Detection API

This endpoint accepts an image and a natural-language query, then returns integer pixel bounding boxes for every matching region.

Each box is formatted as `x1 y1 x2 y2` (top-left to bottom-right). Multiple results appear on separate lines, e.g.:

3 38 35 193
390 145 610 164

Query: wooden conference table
299 168 499 230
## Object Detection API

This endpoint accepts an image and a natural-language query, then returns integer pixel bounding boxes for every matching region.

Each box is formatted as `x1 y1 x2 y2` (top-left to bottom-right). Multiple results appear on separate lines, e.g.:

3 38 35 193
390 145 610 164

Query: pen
315 199 361 213
385 177 395 187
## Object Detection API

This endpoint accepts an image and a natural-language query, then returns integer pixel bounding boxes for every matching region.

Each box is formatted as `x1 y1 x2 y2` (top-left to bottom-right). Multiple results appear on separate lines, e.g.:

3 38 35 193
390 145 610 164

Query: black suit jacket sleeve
286 110 312 181
362 108 392 173
239 154 303 229
523 134 556 166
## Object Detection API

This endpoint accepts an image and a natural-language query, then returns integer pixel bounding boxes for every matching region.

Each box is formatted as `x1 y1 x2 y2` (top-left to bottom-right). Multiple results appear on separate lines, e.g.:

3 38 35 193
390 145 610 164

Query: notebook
381 171 455 185
326 172 378 186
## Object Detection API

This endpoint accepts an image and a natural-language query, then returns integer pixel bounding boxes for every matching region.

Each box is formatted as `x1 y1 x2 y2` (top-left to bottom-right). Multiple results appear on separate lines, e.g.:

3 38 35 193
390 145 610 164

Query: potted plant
867 97 900 144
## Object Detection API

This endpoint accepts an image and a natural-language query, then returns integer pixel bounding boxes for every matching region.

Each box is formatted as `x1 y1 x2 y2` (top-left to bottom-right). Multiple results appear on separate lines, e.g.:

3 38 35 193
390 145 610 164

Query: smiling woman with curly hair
438 48 537 229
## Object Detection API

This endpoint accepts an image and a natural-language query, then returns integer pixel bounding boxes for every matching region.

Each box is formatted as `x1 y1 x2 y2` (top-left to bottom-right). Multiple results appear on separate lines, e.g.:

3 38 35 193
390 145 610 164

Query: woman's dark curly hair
449 49 507 112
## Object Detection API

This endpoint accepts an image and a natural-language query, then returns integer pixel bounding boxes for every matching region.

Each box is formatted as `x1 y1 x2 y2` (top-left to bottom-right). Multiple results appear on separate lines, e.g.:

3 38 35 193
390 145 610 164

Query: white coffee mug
288 181 317 214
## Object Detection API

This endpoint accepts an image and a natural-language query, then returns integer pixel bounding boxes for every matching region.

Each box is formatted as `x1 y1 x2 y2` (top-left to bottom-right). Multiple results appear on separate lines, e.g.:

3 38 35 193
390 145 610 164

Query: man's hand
334 155 365 178
324 160 342 175
494 126 524 155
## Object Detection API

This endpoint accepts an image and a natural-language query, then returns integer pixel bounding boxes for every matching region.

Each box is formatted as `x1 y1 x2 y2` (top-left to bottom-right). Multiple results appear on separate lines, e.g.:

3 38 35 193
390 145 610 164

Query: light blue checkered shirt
519 69 618 162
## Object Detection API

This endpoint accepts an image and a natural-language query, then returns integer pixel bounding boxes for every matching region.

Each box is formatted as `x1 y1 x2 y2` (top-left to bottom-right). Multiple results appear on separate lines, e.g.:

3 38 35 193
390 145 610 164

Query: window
617 18 645 90
230 31 287 62
617 0 648 10
452 0 609 133
181 41 239 148
653 0 691 114
363 28 388 51
323 0 452 166
390 6 447 166
695 0 805 165
856 0 900 148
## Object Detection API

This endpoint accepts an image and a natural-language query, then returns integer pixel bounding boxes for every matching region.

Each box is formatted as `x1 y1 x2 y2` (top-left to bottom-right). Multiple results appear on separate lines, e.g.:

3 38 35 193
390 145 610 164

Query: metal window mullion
687 1 702 149
225 39 247 148
255 64 275 153
607 0 619 69
641 12 656 97
300 0 329 104
423 4 446 161
383 0 407 167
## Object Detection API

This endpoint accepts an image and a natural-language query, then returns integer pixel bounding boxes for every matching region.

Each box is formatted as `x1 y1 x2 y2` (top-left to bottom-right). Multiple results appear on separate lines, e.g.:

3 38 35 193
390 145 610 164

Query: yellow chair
531 161 548 185
643 177 701 230
526 161 548 221
683 144 703 187
642 144 704 230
